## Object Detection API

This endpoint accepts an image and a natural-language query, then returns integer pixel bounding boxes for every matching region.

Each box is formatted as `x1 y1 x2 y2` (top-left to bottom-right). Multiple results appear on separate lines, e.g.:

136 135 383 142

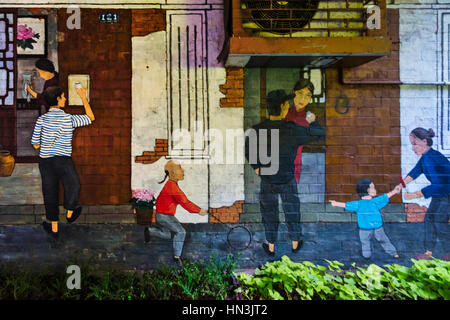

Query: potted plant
130 189 156 226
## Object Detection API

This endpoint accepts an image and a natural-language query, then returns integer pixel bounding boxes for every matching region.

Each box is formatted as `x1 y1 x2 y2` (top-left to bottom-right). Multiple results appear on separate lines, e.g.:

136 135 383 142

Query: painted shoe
173 256 183 267
42 221 59 240
413 254 432 260
262 243 275 256
67 207 82 224
292 240 304 253
144 227 150 243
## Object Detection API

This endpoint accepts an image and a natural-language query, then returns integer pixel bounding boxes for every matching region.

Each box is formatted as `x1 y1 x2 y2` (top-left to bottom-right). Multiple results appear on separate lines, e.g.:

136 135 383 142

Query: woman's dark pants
424 194 449 255
39 156 80 222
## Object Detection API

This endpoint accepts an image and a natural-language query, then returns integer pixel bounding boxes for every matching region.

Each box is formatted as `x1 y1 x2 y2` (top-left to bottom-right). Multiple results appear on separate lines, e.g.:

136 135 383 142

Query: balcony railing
239 0 380 37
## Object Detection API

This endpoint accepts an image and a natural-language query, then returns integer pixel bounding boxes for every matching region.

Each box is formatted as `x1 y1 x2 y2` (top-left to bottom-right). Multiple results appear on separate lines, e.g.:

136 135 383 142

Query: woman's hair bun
428 128 435 138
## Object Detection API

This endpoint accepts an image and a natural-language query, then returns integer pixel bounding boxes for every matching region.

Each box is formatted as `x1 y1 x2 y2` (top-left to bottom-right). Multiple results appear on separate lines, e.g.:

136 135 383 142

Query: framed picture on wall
16 16 47 57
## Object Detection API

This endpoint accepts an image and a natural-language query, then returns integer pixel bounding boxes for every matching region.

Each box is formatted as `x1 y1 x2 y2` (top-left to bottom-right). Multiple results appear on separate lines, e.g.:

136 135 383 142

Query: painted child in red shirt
144 160 208 264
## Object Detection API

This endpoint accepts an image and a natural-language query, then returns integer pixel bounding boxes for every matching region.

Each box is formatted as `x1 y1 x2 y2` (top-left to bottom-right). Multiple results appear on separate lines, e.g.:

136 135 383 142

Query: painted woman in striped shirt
31 86 95 239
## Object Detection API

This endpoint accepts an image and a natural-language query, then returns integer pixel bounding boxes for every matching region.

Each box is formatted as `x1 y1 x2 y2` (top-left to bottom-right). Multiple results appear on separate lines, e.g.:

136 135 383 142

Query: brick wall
135 139 168 164
342 9 400 84
131 9 166 37
325 9 401 203
219 68 244 108
210 200 244 224
325 69 401 203
57 9 132 205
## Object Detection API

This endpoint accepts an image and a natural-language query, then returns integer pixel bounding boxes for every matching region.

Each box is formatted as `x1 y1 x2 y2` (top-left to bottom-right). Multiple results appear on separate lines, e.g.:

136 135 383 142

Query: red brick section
325 9 401 203
131 9 166 37
342 9 400 84
135 139 168 164
405 203 450 223
325 69 401 203
405 203 427 223
219 68 244 108
209 200 244 224
57 9 132 205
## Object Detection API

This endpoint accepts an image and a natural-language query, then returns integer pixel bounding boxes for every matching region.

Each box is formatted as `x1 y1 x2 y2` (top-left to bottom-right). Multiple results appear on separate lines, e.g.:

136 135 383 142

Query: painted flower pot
0 150 15 177
134 207 155 226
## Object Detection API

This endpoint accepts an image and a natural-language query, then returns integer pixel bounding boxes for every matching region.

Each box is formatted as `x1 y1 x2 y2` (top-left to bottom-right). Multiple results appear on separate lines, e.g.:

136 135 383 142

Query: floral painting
16 17 46 56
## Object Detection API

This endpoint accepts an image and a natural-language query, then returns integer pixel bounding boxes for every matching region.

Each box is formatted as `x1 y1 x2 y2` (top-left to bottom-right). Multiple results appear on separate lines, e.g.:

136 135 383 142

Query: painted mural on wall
0 0 448 267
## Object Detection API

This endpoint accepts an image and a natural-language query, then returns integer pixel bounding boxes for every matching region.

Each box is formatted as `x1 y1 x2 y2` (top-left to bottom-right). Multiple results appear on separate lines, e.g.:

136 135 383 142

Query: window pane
5 43 13 58
6 14 12 24
6 61 12 70
9 71 13 89
0 69 6 96
8 26 12 42
0 21 5 50
5 90 13 105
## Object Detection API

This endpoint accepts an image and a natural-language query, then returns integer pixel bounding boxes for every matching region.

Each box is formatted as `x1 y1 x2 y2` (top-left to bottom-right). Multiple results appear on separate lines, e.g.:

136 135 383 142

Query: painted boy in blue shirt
329 179 402 259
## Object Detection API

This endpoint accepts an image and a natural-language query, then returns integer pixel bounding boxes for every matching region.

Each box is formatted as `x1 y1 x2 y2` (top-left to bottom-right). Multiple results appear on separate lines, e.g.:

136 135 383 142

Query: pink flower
132 189 156 202
17 25 35 40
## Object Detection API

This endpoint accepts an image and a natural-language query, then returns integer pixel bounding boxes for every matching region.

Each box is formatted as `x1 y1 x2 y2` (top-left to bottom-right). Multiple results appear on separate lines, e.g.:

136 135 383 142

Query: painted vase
134 207 155 226
0 150 15 177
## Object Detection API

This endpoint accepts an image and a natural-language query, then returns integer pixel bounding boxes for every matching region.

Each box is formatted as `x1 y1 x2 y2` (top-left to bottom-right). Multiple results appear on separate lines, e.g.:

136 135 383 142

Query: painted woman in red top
144 160 208 264
284 79 317 183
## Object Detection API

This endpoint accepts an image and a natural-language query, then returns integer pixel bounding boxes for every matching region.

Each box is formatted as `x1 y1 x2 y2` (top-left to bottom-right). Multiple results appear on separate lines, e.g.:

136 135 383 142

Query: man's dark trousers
260 178 302 244
39 156 80 221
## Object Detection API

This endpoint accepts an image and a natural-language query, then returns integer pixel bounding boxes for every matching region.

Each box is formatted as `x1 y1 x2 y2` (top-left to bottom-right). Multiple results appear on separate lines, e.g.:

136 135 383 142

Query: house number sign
98 13 119 23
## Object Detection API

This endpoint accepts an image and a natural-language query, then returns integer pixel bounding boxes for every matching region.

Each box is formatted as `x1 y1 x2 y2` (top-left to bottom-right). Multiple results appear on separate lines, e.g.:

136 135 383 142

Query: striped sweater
31 108 92 158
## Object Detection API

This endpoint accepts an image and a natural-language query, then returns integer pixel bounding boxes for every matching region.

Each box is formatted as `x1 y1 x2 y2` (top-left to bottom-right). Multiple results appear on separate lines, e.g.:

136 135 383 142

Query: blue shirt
31 108 91 158
345 194 389 230
407 148 450 198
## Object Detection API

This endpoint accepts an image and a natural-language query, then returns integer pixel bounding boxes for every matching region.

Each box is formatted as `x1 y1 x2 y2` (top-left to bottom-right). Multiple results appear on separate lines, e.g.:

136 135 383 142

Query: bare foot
292 241 298 250
425 250 432 256
393 254 399 258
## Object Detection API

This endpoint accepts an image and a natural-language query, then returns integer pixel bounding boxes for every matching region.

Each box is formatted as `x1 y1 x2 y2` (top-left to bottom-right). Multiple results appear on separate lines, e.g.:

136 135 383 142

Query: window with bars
167 12 209 158
0 12 15 107
438 12 450 157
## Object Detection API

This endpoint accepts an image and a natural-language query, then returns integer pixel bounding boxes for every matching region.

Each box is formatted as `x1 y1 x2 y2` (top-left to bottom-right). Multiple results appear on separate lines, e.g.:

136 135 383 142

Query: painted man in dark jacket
245 90 325 256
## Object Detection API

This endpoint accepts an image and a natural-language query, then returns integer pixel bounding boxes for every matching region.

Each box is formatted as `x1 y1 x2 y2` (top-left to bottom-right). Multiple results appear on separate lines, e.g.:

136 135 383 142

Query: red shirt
284 106 310 183
155 179 201 216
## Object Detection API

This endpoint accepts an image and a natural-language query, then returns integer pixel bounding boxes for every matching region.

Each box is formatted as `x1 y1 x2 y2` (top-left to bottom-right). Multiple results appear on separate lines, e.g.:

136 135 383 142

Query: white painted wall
398 5 450 209
0 0 223 8
131 7 244 223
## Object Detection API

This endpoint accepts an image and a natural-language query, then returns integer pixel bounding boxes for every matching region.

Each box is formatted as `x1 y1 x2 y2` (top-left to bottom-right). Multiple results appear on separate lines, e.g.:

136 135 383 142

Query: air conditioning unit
241 0 370 37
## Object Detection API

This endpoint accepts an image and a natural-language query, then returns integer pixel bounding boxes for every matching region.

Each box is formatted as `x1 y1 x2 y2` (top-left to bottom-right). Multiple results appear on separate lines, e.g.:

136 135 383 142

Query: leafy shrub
0 254 237 300
1 255 447 300
235 255 450 300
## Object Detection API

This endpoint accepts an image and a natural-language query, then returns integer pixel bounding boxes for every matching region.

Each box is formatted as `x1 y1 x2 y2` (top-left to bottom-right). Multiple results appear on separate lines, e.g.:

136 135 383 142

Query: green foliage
0 254 237 300
235 256 450 300
1 255 447 300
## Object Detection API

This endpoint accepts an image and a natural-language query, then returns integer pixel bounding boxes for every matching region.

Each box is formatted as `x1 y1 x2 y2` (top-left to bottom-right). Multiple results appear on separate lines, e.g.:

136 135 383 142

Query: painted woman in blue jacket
403 128 450 259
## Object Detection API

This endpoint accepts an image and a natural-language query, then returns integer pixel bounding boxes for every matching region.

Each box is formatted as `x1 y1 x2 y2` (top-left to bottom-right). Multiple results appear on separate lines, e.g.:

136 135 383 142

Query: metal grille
167 13 209 157
241 0 379 37
0 12 15 106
